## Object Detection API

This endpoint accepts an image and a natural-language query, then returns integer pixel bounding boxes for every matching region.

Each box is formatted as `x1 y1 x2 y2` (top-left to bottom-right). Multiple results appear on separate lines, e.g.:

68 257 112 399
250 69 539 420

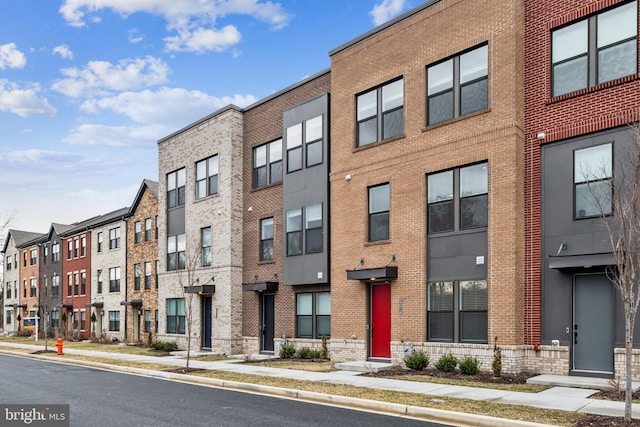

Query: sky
0 0 417 236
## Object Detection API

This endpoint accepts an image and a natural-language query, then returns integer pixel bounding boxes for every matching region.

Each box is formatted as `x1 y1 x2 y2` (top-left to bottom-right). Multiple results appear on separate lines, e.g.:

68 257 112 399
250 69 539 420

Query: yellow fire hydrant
56 338 63 355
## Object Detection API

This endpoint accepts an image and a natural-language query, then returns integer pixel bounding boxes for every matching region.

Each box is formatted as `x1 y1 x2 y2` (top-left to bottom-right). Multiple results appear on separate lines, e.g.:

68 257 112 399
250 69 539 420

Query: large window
428 44 488 125
109 227 121 249
428 280 487 343
201 227 212 267
109 267 121 292
196 155 219 199
167 234 186 271
167 168 186 208
574 143 613 218
166 298 185 334
296 292 331 339
305 116 323 167
253 139 282 188
357 79 404 147
260 218 274 261
368 184 390 241
428 162 488 233
286 116 324 172
286 209 302 256
552 1 637 97
109 311 120 332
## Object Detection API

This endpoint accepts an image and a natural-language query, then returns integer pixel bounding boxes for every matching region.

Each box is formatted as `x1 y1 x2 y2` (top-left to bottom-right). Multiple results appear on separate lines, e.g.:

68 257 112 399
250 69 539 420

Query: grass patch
182 354 228 362
0 337 164 356
384 374 549 393
243 360 336 372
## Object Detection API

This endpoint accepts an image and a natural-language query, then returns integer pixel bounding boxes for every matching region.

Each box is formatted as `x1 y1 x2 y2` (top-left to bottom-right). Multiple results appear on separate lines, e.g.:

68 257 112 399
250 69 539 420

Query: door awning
85 301 104 308
242 281 279 292
346 266 398 282
184 285 215 295
548 253 615 269
120 299 143 307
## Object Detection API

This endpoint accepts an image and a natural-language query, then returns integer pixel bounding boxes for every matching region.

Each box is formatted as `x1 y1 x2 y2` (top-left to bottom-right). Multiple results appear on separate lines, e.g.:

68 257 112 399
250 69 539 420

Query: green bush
492 336 502 377
404 350 430 371
459 356 480 375
296 347 321 359
321 335 329 359
434 353 458 372
150 340 178 352
279 344 296 359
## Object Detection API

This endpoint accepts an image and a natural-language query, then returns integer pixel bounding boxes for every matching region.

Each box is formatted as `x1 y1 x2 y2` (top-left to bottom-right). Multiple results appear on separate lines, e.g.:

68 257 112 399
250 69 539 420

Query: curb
0 349 558 427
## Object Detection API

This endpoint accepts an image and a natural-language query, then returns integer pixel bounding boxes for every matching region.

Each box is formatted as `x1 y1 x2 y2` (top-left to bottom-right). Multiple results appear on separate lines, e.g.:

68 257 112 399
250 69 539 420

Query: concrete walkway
1 341 639 426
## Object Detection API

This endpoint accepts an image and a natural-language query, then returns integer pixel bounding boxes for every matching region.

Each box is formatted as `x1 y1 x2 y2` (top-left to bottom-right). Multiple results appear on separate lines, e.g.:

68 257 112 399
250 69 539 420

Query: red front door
371 283 391 358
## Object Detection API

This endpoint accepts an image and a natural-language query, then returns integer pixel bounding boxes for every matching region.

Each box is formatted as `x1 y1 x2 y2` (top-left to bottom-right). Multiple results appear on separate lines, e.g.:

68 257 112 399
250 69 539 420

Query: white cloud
59 0 290 52
0 80 56 117
53 44 74 59
0 43 26 69
369 0 408 26
127 28 145 44
0 148 80 165
64 123 165 147
51 56 170 97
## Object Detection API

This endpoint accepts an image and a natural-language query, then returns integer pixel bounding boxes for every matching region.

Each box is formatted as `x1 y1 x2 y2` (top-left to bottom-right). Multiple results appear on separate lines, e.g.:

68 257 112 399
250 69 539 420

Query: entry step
527 374 640 391
334 361 394 373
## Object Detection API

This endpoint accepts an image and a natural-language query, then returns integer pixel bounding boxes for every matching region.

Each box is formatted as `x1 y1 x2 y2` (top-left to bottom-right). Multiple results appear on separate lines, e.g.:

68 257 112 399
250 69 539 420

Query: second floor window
52 242 60 262
357 79 403 147
369 183 390 242
30 278 37 297
145 262 152 289
260 218 274 261
201 227 212 267
305 204 323 253
167 234 186 271
109 267 121 292
286 209 302 256
81 271 86 295
145 218 152 241
52 275 59 297
30 249 37 265
167 168 186 208
428 44 488 125
134 263 141 290
109 227 121 249
97 270 103 294
135 221 142 243
196 155 219 199
97 232 103 252
574 143 613 218
552 1 637 97
253 139 283 188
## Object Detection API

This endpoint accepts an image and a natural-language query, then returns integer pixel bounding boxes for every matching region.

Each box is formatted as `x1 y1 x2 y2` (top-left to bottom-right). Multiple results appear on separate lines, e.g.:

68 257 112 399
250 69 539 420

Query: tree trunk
625 311 633 422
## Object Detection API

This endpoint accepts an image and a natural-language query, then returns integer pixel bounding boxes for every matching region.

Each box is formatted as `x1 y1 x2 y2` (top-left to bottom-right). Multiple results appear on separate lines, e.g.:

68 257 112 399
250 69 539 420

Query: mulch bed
362 365 534 384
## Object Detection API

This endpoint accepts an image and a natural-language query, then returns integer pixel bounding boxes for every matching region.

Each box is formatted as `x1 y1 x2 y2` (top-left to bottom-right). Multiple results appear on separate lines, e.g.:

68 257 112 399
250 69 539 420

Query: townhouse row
3 0 640 380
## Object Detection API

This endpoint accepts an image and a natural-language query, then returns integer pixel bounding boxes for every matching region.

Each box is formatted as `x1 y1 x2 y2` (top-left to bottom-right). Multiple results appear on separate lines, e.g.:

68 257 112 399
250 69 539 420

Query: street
0 354 450 426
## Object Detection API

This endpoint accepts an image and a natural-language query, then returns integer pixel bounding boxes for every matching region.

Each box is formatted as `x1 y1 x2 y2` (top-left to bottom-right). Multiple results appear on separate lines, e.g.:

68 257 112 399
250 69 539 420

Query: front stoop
527 374 640 392
334 361 394 373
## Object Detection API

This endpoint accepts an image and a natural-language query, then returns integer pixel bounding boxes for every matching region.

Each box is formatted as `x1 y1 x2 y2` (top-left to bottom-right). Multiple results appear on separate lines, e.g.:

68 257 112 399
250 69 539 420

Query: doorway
573 273 615 375
201 296 212 349
370 283 391 359
261 293 275 353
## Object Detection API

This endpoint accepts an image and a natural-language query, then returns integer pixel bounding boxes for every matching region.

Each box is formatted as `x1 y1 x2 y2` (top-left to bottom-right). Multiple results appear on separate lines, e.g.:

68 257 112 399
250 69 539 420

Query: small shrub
404 350 430 371
150 340 178 352
147 332 154 348
321 335 329 359
279 344 296 359
492 336 502 377
435 353 458 372
296 347 321 359
459 356 480 375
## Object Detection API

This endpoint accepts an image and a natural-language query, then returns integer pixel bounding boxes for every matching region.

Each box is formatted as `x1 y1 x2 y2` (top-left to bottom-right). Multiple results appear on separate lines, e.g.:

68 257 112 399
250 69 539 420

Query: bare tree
176 237 202 368
582 124 640 421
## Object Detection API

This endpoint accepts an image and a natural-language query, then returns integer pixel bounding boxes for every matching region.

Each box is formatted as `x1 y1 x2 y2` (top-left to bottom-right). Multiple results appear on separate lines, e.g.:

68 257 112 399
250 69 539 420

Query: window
201 227 212 267
74 238 79 258
306 116 323 167
6 282 11 299
253 139 283 188
67 240 72 260
196 155 219 199
286 209 302 256
6 311 12 326
296 292 331 339
368 184 390 241
67 273 72 297
109 267 121 292
305 204 323 253
81 235 86 257
109 227 121 249
51 310 59 329
166 298 185 334
51 275 59 298
74 273 79 295
552 1 637 97
30 249 37 266
109 311 120 332
144 310 151 333
5 256 10 271
428 44 488 125
97 232 103 252
357 79 403 147
97 270 103 294
155 309 159 332
43 246 48 264
167 168 186 208
155 261 159 289
428 280 487 343
145 218 152 241
52 242 60 262
134 264 141 291
81 310 86 331
135 221 142 243
574 143 613 218
23 279 26 298
428 162 488 233
260 218 274 261
167 234 186 271
73 311 79 330
145 262 152 289
30 278 36 297
81 271 86 295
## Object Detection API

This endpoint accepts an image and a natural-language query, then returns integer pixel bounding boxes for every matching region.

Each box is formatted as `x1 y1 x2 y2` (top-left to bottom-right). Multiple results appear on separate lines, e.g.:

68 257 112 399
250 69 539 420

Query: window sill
428 227 487 238
353 134 406 153
364 239 391 247
258 260 275 265
194 193 220 203
423 108 491 132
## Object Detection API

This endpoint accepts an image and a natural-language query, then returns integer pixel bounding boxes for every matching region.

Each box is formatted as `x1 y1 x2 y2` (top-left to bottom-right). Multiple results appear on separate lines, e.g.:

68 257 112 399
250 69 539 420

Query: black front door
262 294 275 353
201 296 212 349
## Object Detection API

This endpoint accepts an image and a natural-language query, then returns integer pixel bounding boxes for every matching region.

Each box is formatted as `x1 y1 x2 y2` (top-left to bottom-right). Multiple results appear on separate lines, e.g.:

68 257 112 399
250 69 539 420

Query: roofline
158 104 244 144
329 0 442 57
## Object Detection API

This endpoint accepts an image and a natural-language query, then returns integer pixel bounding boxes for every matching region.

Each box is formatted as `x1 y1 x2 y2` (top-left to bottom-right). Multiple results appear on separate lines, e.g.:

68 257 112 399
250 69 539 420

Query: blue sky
0 0 416 234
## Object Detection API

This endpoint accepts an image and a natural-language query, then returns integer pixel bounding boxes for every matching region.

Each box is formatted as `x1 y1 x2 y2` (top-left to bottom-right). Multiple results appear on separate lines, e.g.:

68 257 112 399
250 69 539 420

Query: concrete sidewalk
1 341 639 426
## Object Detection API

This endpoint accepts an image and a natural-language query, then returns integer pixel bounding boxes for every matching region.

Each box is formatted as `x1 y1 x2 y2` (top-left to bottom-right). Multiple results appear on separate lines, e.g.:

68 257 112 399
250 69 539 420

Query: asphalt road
0 354 451 427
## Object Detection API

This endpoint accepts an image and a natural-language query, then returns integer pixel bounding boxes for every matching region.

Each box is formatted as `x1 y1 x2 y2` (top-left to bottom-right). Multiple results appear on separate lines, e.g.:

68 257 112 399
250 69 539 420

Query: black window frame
260 217 274 261
295 292 331 339
109 266 121 293
145 218 153 241
167 168 186 208
134 263 141 291
166 298 185 334
573 142 613 219
201 227 212 267
368 183 390 242
357 78 404 147
134 221 142 243
167 234 186 271
305 204 323 254
144 261 152 289
253 139 283 188
97 269 103 294
285 208 303 256
196 155 219 199
109 227 121 250
108 310 120 332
